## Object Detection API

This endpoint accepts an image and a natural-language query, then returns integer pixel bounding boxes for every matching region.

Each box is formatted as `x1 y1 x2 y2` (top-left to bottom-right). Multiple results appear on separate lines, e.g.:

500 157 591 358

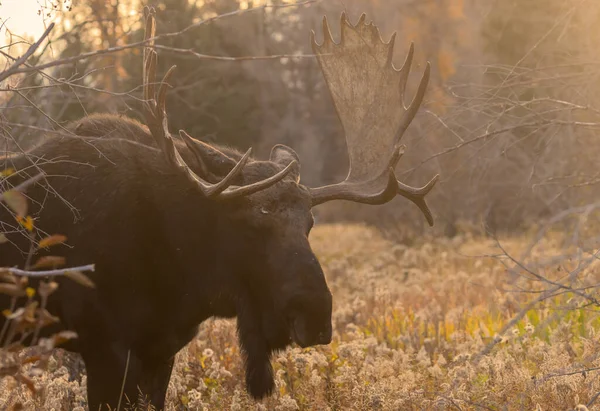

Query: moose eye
260 202 277 215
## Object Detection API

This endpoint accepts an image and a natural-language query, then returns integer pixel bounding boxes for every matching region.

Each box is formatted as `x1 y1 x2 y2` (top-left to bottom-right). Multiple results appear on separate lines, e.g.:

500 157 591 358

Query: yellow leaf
180 395 189 406
64 270 95 288
2 309 11 317
0 168 15 177
38 234 67 249
16 215 34 232
2 190 27 218
25 287 35 298
32 256 66 269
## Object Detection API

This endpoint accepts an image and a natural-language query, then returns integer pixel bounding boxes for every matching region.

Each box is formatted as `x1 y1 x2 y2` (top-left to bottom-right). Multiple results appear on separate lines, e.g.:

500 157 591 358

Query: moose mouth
288 315 332 348
289 317 310 348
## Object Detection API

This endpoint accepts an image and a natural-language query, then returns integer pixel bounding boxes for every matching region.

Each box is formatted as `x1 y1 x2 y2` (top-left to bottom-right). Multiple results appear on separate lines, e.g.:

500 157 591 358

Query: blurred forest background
2 0 600 238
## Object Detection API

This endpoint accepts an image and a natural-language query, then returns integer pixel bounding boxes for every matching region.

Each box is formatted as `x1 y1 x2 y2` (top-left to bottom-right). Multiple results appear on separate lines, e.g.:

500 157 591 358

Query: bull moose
0 8 439 410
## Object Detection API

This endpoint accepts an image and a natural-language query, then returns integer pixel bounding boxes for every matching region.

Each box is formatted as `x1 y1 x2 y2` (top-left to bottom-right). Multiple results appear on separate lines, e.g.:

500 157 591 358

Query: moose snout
289 312 333 348
310 316 333 346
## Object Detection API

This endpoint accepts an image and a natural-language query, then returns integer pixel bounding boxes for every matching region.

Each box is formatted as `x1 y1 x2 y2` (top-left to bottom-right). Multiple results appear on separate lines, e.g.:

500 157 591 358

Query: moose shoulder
0 9 439 411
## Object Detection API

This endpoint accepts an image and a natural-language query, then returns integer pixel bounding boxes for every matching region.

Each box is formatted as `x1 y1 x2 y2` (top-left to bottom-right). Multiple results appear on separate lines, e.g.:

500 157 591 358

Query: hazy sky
0 0 55 46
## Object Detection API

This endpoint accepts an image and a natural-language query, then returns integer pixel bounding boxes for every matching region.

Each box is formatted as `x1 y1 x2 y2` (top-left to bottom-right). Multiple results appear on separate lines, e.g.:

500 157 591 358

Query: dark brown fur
0 113 332 410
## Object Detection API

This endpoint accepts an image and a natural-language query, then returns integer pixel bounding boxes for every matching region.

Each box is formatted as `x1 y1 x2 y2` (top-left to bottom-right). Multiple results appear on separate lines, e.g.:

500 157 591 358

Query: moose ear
270 144 300 183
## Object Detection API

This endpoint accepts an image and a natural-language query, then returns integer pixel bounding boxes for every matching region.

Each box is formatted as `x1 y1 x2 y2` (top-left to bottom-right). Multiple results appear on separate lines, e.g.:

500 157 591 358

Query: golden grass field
1 223 600 410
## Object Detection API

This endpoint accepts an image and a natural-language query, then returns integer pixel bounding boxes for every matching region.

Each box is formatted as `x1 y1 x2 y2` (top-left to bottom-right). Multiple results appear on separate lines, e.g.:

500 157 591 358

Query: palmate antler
142 8 296 199
308 13 439 226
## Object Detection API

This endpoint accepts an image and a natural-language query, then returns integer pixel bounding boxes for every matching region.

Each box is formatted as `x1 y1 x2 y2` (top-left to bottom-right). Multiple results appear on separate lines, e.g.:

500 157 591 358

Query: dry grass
2 223 600 410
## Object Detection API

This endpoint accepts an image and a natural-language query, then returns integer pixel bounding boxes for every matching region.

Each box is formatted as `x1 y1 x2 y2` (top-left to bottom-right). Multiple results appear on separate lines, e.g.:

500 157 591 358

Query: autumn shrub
0 168 94 411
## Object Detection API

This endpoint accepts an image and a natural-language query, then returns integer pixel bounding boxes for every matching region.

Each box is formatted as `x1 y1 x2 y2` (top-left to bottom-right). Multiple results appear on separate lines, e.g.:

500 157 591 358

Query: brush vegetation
1 223 598 410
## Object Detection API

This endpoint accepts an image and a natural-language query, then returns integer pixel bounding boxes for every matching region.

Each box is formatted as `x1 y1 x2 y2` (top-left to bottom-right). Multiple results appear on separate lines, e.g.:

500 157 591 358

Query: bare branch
0 173 45 200
154 44 318 62
4 0 320 77
1 264 95 277
0 23 55 83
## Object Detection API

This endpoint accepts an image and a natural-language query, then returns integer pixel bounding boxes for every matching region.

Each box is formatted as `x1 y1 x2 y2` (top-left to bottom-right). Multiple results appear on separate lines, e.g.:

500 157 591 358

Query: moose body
0 9 439 410
1 114 332 408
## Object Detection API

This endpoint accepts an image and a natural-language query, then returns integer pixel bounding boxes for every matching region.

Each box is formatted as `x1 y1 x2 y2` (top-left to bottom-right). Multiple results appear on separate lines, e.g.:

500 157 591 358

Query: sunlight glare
0 0 55 46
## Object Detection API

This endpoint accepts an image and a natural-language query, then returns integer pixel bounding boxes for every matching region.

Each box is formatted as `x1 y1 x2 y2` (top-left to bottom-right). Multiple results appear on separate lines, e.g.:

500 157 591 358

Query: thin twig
0 23 55 83
0 173 45 201
116 349 131 411
3 264 95 277
154 44 318 61
5 0 319 77
538 365 600 382
588 389 600 408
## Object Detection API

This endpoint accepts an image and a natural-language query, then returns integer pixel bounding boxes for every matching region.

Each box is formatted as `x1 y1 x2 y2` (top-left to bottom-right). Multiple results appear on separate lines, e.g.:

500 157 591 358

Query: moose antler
308 13 439 226
142 8 296 199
